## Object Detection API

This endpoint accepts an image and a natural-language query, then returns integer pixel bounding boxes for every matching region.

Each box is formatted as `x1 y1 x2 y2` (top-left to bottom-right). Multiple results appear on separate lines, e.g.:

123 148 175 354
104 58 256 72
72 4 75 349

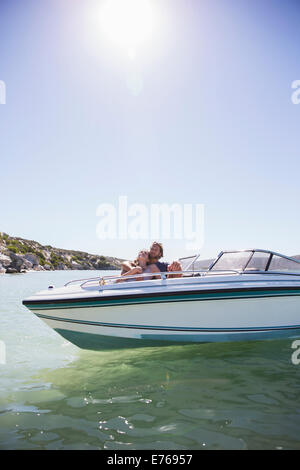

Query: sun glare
100 0 156 57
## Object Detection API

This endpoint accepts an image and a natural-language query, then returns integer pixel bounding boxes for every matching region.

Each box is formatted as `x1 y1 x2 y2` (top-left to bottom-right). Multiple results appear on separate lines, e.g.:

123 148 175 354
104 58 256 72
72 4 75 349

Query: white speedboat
22 249 300 350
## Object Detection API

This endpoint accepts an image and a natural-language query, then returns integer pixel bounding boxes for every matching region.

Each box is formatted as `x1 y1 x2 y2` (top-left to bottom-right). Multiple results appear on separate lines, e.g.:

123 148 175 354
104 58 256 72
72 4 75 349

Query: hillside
0 232 122 274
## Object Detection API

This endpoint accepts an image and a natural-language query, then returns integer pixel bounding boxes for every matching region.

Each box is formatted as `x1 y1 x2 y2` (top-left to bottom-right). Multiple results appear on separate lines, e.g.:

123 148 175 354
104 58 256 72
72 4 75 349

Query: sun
100 0 156 57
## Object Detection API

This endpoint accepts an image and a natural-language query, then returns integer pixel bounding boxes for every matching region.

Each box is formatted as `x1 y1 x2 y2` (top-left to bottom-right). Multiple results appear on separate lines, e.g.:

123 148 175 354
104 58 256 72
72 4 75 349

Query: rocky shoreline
0 232 122 274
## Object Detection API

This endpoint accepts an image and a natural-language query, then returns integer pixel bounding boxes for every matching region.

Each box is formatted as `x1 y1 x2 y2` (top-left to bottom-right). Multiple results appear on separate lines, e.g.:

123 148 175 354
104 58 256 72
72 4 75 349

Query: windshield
210 250 300 273
268 255 300 272
178 255 199 271
210 252 252 271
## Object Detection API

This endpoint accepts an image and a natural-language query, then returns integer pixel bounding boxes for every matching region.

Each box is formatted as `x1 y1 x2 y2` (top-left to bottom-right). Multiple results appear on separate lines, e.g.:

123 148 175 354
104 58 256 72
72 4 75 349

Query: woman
118 250 160 282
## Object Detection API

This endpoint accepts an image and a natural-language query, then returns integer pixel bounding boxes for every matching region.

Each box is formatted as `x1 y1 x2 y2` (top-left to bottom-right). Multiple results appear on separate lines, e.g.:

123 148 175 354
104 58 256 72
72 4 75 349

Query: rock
0 253 12 268
57 263 66 270
9 253 25 272
71 263 82 270
20 259 33 271
0 263 5 274
43 251 51 260
6 267 18 274
24 253 40 266
82 264 91 270
33 265 45 271
4 253 34 273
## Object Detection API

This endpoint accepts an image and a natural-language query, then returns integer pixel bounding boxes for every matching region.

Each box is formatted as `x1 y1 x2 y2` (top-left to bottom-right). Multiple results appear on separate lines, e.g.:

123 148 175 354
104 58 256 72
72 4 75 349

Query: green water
1 271 300 450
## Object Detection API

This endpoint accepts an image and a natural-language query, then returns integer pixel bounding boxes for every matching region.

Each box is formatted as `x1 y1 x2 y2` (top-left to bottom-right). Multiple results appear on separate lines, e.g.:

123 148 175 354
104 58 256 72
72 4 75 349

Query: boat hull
26 293 300 350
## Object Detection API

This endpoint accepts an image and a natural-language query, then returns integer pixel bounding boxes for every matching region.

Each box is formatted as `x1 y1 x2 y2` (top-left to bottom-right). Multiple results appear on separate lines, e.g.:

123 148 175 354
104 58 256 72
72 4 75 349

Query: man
121 242 182 277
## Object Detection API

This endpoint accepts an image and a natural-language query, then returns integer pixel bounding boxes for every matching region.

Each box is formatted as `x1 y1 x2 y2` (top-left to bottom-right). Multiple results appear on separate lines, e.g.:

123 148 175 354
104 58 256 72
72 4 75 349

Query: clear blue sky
1 0 300 262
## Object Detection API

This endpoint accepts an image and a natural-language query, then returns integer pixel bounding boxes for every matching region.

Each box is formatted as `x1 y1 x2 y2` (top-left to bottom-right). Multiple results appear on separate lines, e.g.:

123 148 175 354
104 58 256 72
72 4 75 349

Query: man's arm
121 260 134 275
167 261 182 278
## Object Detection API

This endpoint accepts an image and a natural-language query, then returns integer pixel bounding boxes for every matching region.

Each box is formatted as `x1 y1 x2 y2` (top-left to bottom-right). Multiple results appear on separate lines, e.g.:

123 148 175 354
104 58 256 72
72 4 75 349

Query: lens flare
100 0 155 56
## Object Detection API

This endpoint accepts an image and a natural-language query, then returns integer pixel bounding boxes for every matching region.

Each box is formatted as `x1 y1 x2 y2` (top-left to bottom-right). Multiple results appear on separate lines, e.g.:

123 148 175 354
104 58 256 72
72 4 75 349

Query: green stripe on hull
37 313 300 332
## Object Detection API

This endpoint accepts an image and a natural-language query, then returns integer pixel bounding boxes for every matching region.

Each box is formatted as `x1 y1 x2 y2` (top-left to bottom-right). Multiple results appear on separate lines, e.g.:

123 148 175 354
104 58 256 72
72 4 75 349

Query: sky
0 0 300 263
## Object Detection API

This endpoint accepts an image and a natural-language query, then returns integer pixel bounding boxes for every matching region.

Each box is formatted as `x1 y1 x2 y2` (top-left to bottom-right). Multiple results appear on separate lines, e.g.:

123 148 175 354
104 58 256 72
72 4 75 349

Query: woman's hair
132 250 149 267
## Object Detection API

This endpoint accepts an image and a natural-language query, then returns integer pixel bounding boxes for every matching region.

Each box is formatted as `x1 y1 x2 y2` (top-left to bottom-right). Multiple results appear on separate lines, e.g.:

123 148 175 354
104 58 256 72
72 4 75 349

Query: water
1 271 300 450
